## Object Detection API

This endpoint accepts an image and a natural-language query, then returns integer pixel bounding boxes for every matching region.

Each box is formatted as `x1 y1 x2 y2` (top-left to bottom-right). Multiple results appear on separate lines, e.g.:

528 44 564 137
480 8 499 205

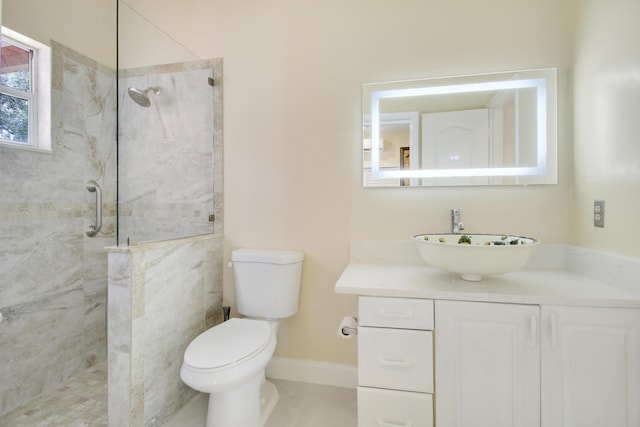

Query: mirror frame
363 68 557 185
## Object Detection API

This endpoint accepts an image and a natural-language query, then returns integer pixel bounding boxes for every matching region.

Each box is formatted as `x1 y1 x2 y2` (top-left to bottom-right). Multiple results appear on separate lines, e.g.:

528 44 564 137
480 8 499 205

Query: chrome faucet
451 209 465 234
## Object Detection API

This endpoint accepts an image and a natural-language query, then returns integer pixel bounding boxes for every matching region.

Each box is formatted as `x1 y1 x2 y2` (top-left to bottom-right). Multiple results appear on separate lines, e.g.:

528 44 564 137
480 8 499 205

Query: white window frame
1 26 51 152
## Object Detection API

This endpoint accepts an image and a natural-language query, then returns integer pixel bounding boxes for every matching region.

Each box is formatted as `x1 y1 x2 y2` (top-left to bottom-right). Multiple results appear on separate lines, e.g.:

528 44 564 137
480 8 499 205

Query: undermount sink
411 233 540 281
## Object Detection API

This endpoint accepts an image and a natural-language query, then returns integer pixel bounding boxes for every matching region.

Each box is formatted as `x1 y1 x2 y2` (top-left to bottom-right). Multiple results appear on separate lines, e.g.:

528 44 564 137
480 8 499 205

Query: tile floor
164 379 357 427
0 363 357 427
265 379 357 427
0 363 108 427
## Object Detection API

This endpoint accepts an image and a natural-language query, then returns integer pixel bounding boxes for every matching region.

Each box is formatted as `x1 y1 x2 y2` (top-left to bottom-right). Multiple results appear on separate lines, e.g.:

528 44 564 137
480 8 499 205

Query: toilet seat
184 318 271 370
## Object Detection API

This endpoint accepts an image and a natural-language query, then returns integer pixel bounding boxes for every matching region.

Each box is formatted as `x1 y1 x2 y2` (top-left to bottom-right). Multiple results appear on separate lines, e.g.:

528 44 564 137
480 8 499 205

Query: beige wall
2 0 115 68
119 0 574 365
7 0 583 366
571 0 640 259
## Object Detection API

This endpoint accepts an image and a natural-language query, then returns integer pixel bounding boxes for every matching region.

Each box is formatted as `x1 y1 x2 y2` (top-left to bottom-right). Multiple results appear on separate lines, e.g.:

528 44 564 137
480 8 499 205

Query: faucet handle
451 208 464 233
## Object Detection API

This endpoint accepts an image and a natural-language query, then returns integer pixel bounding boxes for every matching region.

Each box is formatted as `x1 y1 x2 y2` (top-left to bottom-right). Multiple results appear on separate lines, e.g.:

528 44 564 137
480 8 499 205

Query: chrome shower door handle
86 180 102 237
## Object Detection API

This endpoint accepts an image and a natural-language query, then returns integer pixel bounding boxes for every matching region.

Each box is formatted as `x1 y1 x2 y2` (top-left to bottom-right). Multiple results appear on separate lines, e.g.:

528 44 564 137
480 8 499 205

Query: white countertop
334 241 640 308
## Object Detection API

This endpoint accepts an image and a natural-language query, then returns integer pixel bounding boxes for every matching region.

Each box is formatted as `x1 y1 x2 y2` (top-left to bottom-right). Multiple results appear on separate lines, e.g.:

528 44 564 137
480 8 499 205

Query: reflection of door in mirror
362 68 557 187
400 147 410 186
362 124 407 187
362 112 419 187
421 109 491 186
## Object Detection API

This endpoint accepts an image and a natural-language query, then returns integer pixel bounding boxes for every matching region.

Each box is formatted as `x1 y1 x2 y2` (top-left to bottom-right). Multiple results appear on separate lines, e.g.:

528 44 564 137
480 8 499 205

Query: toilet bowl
180 248 304 427
180 318 278 426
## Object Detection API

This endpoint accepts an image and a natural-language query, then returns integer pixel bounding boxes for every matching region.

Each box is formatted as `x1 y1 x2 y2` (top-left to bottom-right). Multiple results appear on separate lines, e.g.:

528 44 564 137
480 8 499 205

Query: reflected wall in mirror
363 68 557 187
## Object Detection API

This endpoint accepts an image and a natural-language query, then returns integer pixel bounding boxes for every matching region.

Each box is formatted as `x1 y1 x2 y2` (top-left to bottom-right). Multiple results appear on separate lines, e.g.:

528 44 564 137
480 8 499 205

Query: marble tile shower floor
1 362 108 427
1 362 357 427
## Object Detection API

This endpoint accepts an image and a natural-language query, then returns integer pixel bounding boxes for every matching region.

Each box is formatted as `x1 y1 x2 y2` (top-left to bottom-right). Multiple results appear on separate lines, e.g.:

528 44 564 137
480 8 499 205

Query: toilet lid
184 318 271 369
231 248 304 264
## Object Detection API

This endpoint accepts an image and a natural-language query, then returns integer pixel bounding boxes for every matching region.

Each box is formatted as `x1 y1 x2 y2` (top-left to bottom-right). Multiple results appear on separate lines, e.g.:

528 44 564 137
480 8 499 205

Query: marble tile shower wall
107 234 223 427
0 42 116 416
117 59 223 245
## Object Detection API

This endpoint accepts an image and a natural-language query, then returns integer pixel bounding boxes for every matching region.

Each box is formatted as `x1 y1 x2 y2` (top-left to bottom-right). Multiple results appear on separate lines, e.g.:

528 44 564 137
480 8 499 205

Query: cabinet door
541 306 640 427
435 300 540 427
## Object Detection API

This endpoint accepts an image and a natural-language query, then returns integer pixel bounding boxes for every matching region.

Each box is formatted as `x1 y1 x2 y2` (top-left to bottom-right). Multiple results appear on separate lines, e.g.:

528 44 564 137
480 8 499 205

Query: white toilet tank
231 248 304 319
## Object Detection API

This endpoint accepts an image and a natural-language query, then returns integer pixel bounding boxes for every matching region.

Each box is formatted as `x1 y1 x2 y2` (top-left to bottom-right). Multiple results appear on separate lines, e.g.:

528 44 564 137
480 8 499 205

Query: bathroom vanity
335 241 640 427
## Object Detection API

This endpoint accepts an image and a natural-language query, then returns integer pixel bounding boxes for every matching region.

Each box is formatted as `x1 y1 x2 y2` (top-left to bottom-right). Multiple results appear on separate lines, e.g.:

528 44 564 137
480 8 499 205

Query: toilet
180 248 304 427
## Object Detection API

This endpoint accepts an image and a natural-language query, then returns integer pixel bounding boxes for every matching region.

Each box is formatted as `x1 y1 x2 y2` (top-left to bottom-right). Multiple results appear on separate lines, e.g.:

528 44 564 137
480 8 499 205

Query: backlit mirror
363 68 557 187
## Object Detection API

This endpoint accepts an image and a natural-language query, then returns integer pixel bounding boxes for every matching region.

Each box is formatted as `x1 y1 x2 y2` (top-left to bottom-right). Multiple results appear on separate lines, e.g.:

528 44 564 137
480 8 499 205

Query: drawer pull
377 310 414 319
378 357 414 368
378 419 412 427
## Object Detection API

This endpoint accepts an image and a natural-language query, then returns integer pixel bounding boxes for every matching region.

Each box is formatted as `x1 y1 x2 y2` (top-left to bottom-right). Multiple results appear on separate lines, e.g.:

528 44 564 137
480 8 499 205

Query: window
1 27 51 152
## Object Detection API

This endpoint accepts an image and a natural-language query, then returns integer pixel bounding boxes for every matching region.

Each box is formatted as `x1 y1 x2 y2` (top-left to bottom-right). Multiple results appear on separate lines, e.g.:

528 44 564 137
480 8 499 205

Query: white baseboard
266 357 357 389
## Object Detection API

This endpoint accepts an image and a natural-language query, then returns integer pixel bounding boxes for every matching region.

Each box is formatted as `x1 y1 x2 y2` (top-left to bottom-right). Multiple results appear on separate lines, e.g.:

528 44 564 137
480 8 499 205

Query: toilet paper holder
338 316 358 338
341 324 357 336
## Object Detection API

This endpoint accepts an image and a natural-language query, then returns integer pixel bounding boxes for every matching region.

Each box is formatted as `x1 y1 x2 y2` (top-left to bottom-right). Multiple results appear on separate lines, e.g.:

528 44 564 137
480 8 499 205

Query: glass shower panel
117 1 221 245
0 0 116 417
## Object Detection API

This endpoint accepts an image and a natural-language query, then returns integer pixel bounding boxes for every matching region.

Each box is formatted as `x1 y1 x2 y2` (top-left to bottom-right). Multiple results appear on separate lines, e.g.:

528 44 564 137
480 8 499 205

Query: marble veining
0 362 108 427
0 41 116 416
107 233 223 427
117 59 223 245
2 363 356 427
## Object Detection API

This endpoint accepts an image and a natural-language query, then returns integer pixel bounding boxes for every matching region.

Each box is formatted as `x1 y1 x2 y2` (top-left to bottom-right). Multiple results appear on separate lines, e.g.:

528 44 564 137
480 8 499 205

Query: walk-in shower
1 0 223 424
127 86 162 107
0 41 117 420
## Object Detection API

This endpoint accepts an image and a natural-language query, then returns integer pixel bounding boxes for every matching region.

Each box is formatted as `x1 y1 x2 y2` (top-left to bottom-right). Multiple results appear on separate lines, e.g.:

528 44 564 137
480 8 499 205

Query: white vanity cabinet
357 296 434 427
336 245 640 427
435 300 541 427
541 305 640 427
435 300 640 427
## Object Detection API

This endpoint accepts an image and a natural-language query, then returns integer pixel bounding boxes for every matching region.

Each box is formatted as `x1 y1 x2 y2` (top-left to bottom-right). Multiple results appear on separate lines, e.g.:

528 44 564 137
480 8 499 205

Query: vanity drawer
358 386 433 427
359 296 434 330
358 326 433 393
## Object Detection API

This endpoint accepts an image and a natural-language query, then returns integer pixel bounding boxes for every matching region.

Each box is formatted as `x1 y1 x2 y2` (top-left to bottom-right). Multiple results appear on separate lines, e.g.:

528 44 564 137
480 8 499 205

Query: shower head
127 86 162 107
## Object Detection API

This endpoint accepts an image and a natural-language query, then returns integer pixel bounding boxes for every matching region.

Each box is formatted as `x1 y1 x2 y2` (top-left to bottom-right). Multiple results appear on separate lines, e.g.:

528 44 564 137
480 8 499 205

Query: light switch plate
594 200 605 228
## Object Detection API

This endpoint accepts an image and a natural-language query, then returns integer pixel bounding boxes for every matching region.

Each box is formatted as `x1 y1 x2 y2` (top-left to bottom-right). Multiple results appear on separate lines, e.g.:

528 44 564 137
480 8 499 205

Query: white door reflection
422 108 490 186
